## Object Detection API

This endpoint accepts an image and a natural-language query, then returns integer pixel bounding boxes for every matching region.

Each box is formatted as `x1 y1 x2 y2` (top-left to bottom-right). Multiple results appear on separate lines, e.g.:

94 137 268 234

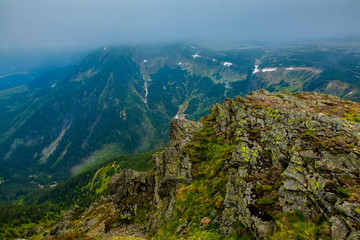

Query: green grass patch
152 116 255 239
257 197 276 206
336 187 351 198
271 211 331 240
71 143 124 175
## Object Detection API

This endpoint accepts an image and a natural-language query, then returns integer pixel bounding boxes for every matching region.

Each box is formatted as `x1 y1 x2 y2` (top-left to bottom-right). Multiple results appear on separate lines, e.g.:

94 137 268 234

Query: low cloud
1 0 360 50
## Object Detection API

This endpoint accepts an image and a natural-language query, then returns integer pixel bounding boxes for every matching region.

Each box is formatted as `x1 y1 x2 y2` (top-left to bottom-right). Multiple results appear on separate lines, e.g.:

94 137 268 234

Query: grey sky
1 0 360 50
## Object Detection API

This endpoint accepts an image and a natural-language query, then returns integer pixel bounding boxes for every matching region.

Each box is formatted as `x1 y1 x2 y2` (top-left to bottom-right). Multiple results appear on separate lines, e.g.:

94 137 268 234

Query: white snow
51 83 56 88
286 67 295 70
223 62 232 67
212 59 216 62
262 68 277 72
192 53 201 58
144 82 148 103
143 59 148 63
349 91 353 95
103 47 108 51
174 114 179 119
253 65 259 74
178 62 182 65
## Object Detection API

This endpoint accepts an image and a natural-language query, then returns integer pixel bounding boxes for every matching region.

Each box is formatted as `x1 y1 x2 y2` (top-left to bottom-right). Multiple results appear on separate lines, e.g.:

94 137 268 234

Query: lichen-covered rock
46 197 117 239
109 169 154 222
330 216 350 239
48 205 80 236
211 91 360 239
110 90 360 239
148 119 203 231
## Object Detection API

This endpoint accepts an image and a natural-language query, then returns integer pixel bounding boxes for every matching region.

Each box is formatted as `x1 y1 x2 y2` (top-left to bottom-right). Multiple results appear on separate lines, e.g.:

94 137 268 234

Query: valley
1 43 360 204
1 41 360 239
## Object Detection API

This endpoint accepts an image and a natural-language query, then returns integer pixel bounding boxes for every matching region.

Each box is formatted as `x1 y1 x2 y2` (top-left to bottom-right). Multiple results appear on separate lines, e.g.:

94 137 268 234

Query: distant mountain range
1 42 360 203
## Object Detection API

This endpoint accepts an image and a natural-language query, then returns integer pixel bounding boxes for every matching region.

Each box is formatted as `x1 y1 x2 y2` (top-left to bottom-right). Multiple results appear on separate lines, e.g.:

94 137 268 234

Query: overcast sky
1 0 360 51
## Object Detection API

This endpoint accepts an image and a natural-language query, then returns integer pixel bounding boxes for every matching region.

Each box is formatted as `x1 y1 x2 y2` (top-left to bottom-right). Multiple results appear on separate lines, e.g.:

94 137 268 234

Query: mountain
1 42 360 203
0 48 88 91
20 90 360 240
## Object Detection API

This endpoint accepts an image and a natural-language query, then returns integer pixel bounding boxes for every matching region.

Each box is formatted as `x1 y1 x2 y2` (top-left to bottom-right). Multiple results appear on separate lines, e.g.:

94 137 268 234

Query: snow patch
174 114 179 119
144 82 148 104
103 46 108 51
223 62 232 67
51 83 57 88
262 68 277 72
286 67 295 70
178 62 182 65
212 59 216 62
349 91 353 95
143 59 148 63
253 65 259 74
192 53 201 58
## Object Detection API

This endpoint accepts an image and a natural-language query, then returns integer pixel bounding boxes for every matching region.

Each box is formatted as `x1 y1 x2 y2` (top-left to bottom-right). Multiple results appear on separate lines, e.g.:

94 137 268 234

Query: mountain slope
0 150 155 239
30 90 360 240
0 44 231 202
1 43 360 203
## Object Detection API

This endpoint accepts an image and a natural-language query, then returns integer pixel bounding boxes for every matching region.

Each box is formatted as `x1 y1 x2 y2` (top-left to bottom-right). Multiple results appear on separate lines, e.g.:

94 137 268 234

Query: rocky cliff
42 90 360 239
109 90 360 239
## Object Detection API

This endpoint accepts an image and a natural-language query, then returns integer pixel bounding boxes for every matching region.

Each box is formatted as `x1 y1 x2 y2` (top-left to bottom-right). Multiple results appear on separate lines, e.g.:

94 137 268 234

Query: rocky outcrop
148 119 203 231
213 90 360 238
110 90 360 239
47 196 116 238
109 169 154 222
109 119 203 232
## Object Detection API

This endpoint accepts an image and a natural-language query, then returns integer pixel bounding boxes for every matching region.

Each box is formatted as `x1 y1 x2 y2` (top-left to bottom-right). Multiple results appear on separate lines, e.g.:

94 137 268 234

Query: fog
1 0 360 51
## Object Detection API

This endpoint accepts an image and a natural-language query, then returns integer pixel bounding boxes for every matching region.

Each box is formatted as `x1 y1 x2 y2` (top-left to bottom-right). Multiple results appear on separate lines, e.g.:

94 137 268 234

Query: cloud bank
1 0 360 50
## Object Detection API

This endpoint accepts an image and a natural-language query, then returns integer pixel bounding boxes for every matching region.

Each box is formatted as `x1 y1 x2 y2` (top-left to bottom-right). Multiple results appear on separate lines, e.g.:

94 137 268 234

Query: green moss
256 184 273 191
336 187 351 198
301 130 316 142
355 208 360 215
317 141 327 149
255 105 268 110
256 197 276 205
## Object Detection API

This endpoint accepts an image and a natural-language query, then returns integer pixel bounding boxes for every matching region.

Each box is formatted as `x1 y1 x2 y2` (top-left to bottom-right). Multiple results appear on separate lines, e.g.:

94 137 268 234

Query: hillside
0 150 155 239
26 90 360 240
1 43 360 203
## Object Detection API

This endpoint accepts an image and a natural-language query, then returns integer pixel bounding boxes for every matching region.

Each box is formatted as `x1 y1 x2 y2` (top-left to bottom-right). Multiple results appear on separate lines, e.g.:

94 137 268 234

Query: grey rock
330 216 350 240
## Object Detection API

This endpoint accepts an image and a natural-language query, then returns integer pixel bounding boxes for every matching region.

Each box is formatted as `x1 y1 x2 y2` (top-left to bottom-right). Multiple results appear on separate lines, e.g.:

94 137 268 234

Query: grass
71 144 124 175
0 85 28 99
152 115 255 239
110 237 145 240
271 212 331 240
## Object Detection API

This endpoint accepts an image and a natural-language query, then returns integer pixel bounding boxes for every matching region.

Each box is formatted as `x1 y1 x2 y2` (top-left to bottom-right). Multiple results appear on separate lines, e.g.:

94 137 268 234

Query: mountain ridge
25 90 360 240
1 42 360 203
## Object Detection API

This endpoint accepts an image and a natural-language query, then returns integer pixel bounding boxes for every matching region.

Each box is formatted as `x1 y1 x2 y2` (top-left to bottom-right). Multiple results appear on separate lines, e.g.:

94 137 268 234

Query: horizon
1 0 360 52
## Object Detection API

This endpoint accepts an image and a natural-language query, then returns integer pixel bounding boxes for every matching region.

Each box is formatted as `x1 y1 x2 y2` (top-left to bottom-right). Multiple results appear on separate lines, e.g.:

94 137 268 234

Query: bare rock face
110 90 360 239
109 118 202 231
148 119 203 231
109 169 154 222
